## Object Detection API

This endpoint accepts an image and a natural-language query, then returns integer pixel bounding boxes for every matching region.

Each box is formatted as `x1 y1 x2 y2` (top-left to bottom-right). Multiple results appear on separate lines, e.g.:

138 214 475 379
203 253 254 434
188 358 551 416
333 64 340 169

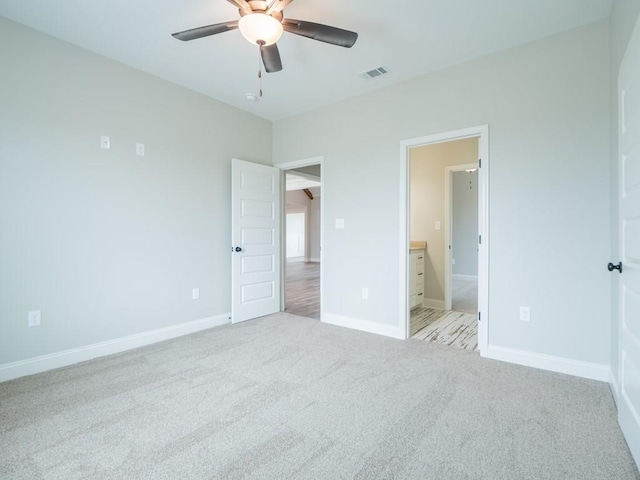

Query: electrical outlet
136 143 145 156
452 258 456 265
28 310 41 327
519 306 530 322
192 288 200 300
335 218 345 229
362 288 368 300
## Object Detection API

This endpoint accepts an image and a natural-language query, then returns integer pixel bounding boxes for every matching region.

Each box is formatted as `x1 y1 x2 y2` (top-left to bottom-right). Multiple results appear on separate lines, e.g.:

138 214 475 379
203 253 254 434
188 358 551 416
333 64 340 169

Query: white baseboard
0 313 231 383
423 298 446 309
305 257 320 263
323 312 405 340
452 274 478 281
609 369 620 405
286 256 305 263
486 345 609 382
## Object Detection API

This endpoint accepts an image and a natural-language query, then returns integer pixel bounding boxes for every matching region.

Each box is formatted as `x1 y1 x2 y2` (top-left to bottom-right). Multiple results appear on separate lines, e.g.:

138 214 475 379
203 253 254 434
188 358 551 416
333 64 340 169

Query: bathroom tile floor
411 307 478 351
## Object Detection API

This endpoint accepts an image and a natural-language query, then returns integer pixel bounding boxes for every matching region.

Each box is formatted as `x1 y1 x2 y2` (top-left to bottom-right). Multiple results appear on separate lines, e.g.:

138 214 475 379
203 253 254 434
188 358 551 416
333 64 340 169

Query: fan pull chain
256 47 264 99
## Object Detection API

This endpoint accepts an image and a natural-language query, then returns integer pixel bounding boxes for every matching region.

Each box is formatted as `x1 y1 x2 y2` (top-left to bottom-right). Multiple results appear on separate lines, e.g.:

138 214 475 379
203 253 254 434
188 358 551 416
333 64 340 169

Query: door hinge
478 235 482 245
478 312 481 322
479 158 482 168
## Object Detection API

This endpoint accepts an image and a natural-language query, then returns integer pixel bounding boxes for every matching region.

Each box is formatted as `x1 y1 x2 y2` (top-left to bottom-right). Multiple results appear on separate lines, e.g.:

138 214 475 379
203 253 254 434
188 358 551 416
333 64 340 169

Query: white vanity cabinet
409 250 425 309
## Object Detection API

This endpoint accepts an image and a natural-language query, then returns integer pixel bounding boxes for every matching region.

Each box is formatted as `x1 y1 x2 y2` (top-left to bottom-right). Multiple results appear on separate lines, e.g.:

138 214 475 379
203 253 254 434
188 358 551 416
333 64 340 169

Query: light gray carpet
1 313 638 480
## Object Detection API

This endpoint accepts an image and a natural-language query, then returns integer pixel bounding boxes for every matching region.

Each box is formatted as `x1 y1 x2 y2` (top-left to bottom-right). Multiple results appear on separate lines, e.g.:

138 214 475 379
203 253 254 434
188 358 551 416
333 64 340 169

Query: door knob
608 262 622 273
234 246 242 252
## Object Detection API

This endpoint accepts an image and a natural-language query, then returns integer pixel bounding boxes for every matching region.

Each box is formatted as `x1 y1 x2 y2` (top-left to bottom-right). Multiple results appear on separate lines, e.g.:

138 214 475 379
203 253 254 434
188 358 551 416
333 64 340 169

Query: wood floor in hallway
285 261 320 319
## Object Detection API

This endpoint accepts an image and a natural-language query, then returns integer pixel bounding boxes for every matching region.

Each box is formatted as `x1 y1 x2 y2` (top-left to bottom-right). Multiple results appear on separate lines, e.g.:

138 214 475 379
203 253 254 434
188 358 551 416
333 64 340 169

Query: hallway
284 261 320 319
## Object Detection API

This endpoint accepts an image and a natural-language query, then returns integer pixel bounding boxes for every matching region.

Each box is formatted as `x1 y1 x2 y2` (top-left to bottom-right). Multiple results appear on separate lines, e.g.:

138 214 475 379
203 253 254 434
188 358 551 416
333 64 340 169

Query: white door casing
617 14 640 467
231 159 281 323
400 125 489 355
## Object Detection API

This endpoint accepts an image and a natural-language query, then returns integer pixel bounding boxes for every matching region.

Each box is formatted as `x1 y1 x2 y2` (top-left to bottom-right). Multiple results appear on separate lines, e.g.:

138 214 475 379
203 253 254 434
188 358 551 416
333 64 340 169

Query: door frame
444 163 479 311
275 157 324 320
399 125 489 356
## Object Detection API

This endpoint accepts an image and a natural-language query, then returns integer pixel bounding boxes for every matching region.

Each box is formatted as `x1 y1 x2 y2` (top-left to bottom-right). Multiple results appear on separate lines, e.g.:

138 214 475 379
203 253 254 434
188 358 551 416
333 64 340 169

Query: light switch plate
28 310 41 327
100 136 110 150
335 218 345 229
136 143 145 156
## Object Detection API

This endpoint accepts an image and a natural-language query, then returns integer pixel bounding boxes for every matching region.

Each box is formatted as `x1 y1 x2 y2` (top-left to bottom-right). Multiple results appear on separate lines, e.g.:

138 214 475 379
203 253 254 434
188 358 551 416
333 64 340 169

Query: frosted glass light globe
238 13 283 46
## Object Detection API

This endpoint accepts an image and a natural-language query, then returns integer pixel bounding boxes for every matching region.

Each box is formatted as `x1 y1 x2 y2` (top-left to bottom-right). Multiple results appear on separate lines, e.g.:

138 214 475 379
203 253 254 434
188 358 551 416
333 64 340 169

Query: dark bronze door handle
608 262 622 273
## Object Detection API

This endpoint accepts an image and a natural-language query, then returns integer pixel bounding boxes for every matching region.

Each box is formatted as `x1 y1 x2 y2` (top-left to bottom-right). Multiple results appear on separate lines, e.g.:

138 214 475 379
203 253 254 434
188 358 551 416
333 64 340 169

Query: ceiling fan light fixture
238 13 283 46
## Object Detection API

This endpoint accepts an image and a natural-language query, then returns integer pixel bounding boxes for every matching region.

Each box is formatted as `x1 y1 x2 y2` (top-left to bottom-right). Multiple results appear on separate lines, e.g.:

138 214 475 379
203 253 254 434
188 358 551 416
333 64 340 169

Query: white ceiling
286 172 320 191
0 0 612 120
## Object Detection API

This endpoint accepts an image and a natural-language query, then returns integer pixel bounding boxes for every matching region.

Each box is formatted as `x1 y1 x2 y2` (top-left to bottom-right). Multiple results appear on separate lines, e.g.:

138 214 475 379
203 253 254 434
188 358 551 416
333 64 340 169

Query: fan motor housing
240 1 284 21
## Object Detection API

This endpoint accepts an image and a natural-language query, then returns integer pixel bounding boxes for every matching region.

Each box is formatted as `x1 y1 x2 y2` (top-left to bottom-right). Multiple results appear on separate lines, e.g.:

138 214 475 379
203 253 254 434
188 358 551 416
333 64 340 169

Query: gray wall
273 22 611 366
452 170 478 277
609 0 640 384
0 19 272 364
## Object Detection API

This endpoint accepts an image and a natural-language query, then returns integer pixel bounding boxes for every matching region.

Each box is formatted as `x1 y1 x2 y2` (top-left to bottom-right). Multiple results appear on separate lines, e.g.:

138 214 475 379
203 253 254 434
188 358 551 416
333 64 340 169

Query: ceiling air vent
361 66 389 80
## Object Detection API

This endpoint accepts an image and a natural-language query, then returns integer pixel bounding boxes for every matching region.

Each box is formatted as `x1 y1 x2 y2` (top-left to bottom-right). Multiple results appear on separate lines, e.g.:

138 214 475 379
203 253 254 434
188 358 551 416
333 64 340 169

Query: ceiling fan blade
282 19 358 48
172 21 239 41
260 43 283 73
266 0 294 15
226 0 252 14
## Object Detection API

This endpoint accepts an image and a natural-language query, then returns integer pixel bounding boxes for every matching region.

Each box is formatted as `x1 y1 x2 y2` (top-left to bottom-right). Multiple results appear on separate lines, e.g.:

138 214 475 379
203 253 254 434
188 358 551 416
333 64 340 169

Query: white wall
309 191 321 262
452 170 478 277
273 21 611 367
0 19 272 365
286 212 306 259
410 138 478 302
285 188 321 262
609 0 640 385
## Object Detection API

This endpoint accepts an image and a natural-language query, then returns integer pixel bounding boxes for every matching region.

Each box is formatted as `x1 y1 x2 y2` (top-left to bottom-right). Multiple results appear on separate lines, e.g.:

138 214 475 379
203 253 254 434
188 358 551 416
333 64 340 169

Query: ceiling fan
172 0 358 73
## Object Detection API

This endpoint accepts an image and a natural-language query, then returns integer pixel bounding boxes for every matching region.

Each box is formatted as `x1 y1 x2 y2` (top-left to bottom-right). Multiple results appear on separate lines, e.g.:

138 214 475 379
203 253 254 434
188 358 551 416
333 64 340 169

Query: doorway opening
447 165 479 315
400 126 489 356
278 158 323 320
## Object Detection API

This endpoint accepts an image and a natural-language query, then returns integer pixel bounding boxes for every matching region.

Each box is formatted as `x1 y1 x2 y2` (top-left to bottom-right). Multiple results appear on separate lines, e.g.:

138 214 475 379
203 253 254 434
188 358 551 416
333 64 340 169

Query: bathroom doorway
401 125 489 356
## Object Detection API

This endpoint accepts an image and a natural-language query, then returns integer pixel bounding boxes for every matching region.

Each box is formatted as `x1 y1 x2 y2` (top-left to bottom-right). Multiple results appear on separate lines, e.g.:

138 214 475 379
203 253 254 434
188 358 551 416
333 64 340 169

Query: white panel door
618 13 640 466
231 159 280 323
